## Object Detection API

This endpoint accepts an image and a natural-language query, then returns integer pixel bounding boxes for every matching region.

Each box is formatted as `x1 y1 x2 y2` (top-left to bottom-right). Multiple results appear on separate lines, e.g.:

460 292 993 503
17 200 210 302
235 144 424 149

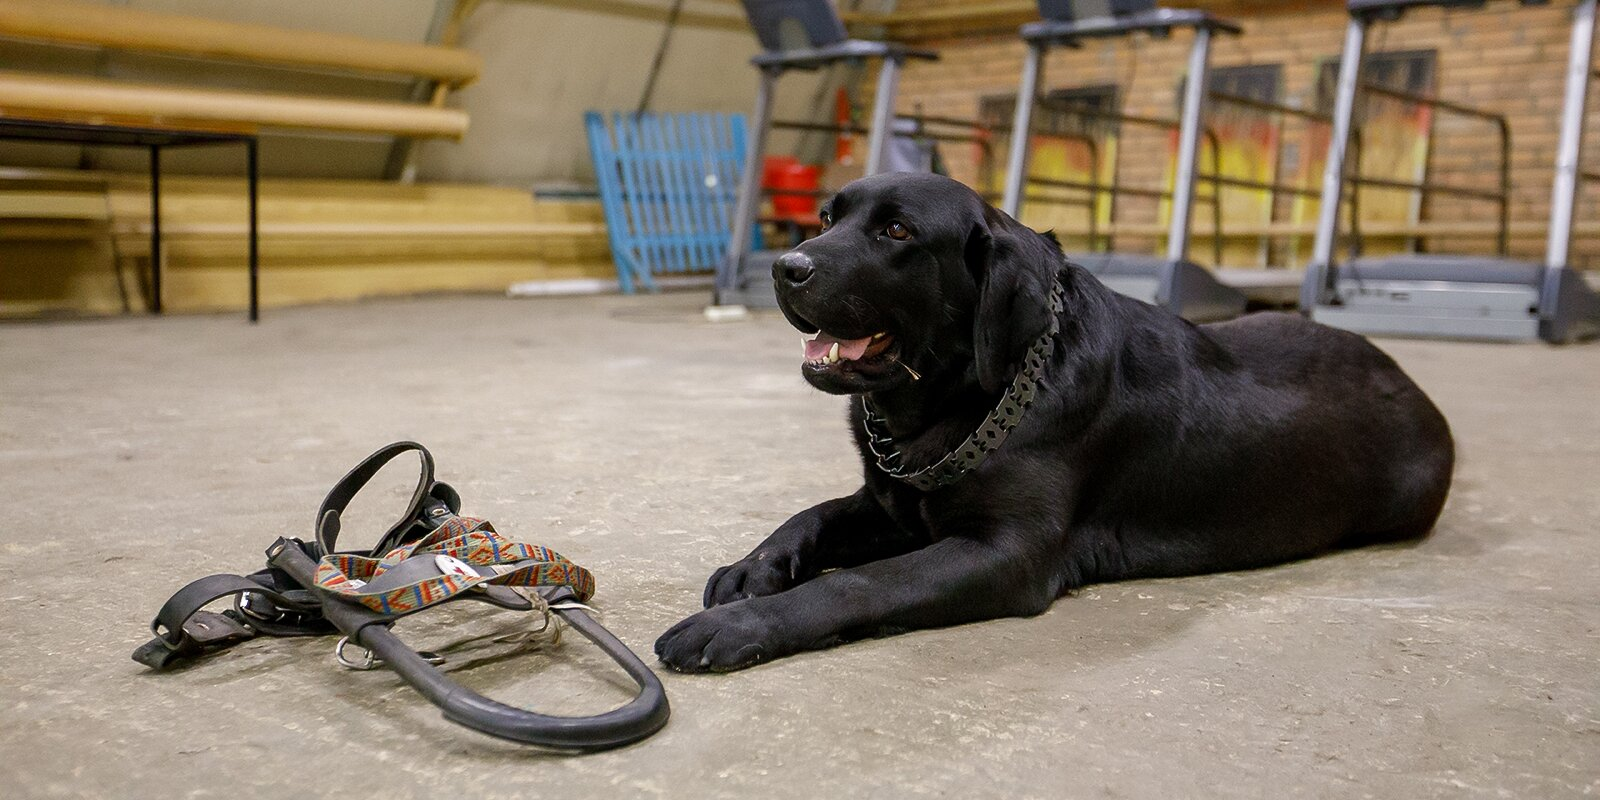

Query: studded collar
861 278 1066 491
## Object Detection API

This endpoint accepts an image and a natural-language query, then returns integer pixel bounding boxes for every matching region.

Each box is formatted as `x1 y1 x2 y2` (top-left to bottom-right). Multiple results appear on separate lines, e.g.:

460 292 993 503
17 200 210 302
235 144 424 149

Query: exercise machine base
717 250 784 308
1308 256 1600 344
1073 253 1248 323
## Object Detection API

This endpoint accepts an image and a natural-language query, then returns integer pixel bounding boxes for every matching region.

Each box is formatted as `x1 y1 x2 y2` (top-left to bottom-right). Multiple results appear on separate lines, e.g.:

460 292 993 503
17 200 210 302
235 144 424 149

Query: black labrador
655 173 1453 673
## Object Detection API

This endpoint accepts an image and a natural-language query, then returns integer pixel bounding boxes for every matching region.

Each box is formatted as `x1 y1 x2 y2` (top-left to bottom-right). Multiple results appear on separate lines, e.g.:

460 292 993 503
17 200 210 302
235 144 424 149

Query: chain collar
862 278 1066 491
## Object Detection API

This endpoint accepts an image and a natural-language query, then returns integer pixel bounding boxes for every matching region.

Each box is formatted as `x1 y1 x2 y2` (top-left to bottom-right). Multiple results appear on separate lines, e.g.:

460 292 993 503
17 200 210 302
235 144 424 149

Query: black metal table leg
246 137 259 323
149 144 162 314
3 121 264 323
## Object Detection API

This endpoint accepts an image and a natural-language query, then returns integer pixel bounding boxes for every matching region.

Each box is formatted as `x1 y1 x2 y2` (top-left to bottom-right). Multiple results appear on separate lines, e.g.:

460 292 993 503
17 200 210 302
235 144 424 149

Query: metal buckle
236 591 279 623
151 620 183 650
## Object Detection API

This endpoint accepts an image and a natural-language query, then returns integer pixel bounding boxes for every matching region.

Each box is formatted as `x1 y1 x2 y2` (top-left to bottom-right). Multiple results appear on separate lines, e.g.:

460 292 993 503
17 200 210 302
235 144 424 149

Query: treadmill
1302 0 1600 343
1002 0 1249 322
717 0 936 308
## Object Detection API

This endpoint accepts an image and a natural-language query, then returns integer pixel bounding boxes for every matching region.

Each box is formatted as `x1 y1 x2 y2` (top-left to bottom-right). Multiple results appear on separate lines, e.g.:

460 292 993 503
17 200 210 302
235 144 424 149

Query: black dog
656 173 1453 673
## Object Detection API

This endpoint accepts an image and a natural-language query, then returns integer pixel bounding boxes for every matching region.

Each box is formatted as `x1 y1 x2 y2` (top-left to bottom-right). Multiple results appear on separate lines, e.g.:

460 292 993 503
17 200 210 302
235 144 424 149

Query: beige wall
417 1 830 188
0 0 824 187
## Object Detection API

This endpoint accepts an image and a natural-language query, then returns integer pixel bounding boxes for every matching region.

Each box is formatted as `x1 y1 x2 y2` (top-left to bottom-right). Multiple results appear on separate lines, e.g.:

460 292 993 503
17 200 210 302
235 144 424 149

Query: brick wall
869 0 1600 267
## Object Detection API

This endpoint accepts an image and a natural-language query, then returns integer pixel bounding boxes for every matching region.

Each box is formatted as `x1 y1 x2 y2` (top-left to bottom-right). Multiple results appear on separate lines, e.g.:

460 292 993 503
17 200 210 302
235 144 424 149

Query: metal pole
1303 16 1367 310
1165 28 1212 266
1002 42 1045 217
149 144 162 315
864 57 902 176
1545 0 1595 274
636 0 687 115
1085 137 1100 250
1497 116 1512 257
721 67 777 299
1206 128 1223 267
247 137 260 323
384 0 474 183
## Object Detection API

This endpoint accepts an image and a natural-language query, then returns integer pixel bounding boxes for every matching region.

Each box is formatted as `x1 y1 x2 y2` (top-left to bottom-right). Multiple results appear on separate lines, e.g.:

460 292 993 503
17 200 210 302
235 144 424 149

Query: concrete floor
2 293 1597 799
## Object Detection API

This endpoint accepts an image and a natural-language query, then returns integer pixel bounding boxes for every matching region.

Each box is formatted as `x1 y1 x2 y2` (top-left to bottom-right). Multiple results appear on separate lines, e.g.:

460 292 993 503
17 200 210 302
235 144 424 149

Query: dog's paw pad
654 605 777 673
702 552 798 608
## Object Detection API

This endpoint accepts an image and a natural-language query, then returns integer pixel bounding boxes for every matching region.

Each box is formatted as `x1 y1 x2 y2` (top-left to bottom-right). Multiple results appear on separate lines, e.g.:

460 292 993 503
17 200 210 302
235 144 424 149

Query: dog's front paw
703 550 801 608
654 603 783 673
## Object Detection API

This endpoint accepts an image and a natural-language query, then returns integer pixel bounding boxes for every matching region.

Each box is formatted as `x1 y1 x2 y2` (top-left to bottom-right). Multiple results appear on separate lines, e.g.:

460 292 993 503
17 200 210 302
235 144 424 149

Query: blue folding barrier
584 111 748 293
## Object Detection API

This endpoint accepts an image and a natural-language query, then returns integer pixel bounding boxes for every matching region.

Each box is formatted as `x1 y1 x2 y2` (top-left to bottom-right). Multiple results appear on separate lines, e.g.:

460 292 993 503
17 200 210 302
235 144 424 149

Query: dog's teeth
873 332 886 339
828 342 840 363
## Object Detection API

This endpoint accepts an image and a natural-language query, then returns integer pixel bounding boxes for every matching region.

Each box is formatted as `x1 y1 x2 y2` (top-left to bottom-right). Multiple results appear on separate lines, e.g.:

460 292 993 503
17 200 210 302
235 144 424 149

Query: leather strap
149 573 316 647
314 441 459 557
133 556 331 670
131 611 256 670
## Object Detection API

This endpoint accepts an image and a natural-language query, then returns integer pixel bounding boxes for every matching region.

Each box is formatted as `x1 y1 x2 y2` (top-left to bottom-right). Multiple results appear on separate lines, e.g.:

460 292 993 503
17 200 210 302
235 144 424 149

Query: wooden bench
0 0 477 138
0 0 483 320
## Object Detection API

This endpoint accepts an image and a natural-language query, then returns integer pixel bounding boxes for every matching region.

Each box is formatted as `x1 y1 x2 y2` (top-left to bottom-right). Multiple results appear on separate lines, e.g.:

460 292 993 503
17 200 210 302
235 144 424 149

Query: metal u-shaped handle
269 540 670 751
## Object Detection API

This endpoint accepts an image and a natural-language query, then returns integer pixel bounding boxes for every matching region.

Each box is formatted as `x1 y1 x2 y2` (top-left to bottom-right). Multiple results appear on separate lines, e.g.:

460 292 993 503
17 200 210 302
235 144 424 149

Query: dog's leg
659 533 1058 673
702 487 918 608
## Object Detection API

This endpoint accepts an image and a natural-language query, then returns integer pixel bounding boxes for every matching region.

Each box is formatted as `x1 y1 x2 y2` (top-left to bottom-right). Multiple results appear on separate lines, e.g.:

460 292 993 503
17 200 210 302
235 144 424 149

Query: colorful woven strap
313 516 594 616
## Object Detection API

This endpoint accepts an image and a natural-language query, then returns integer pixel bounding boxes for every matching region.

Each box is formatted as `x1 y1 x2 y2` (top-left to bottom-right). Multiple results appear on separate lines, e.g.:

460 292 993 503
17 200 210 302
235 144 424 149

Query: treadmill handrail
1022 7 1242 45
750 39 938 70
1348 0 1553 22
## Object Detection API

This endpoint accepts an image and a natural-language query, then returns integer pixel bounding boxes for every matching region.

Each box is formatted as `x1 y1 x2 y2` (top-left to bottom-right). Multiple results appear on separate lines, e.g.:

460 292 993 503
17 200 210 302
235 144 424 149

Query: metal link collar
862 278 1066 491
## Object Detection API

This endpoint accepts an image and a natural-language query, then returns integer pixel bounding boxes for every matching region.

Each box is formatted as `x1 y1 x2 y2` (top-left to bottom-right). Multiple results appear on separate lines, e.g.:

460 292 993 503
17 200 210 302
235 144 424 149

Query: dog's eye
819 210 832 232
885 221 911 241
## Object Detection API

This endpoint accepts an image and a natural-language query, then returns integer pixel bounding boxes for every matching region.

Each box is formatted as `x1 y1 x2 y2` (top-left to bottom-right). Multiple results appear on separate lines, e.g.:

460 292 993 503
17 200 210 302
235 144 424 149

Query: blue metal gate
584 111 747 293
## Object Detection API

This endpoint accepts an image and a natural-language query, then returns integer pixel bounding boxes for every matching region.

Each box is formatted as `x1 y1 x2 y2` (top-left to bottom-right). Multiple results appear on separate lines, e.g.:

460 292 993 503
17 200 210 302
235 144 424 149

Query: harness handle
268 539 670 751
315 441 459 557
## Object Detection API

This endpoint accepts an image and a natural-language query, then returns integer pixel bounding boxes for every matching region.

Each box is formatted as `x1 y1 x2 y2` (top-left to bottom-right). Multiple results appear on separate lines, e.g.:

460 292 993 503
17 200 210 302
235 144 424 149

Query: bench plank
0 71 469 138
0 190 107 219
0 0 480 86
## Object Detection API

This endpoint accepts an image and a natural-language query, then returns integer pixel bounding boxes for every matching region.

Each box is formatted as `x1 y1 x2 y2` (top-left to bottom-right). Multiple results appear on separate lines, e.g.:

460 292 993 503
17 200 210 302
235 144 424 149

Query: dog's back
1074 301 1454 582
1206 312 1455 544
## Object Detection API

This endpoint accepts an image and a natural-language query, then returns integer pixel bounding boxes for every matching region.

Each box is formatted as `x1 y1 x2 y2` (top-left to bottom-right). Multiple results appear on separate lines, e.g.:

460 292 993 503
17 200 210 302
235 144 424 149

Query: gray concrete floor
2 293 1597 799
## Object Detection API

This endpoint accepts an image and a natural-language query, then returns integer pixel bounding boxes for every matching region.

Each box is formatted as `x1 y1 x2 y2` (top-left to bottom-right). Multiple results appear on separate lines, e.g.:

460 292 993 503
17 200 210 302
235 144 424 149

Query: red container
762 156 822 221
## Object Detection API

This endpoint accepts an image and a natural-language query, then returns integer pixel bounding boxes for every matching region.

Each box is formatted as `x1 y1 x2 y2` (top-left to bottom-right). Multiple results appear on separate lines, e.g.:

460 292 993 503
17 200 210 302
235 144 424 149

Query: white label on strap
434 554 478 578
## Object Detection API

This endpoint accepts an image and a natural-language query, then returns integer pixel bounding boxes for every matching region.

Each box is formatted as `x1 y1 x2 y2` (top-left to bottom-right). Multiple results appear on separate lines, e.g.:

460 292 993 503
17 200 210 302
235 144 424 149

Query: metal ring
334 636 378 670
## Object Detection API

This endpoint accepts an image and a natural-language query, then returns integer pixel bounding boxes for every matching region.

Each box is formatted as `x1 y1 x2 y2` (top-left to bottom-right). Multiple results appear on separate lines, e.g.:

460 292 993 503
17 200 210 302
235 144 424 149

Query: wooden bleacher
0 171 612 318
0 0 477 138
0 0 485 319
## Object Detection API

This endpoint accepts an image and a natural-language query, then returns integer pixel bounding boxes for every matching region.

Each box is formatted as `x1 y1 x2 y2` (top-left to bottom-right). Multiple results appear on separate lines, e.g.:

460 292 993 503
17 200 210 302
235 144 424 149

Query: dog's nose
774 251 815 286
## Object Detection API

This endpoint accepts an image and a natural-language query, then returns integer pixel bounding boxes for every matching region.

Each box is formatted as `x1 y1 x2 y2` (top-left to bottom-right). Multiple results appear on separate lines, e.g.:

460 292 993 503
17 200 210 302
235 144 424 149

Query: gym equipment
718 0 936 307
133 442 670 751
1002 0 1250 322
1301 0 1600 343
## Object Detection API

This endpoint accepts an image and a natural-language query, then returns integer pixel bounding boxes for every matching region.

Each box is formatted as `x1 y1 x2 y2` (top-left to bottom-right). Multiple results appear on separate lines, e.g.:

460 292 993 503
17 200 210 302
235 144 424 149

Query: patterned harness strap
313 515 595 616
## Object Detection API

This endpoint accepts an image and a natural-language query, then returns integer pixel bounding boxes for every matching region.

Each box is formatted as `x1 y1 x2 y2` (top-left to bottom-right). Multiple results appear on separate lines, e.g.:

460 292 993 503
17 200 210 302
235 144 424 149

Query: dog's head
773 172 1060 395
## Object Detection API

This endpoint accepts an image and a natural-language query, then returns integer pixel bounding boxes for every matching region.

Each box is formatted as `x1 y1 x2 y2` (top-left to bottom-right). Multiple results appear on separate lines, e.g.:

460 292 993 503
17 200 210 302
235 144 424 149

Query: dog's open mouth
802 331 897 372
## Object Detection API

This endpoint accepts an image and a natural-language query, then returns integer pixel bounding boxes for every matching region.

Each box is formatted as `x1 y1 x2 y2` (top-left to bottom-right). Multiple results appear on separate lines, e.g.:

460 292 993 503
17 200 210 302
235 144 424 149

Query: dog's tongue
805 333 873 361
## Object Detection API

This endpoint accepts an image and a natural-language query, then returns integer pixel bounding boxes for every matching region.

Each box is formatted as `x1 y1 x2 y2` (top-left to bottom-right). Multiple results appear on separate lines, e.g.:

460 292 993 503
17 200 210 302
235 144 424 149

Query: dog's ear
966 205 1055 394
